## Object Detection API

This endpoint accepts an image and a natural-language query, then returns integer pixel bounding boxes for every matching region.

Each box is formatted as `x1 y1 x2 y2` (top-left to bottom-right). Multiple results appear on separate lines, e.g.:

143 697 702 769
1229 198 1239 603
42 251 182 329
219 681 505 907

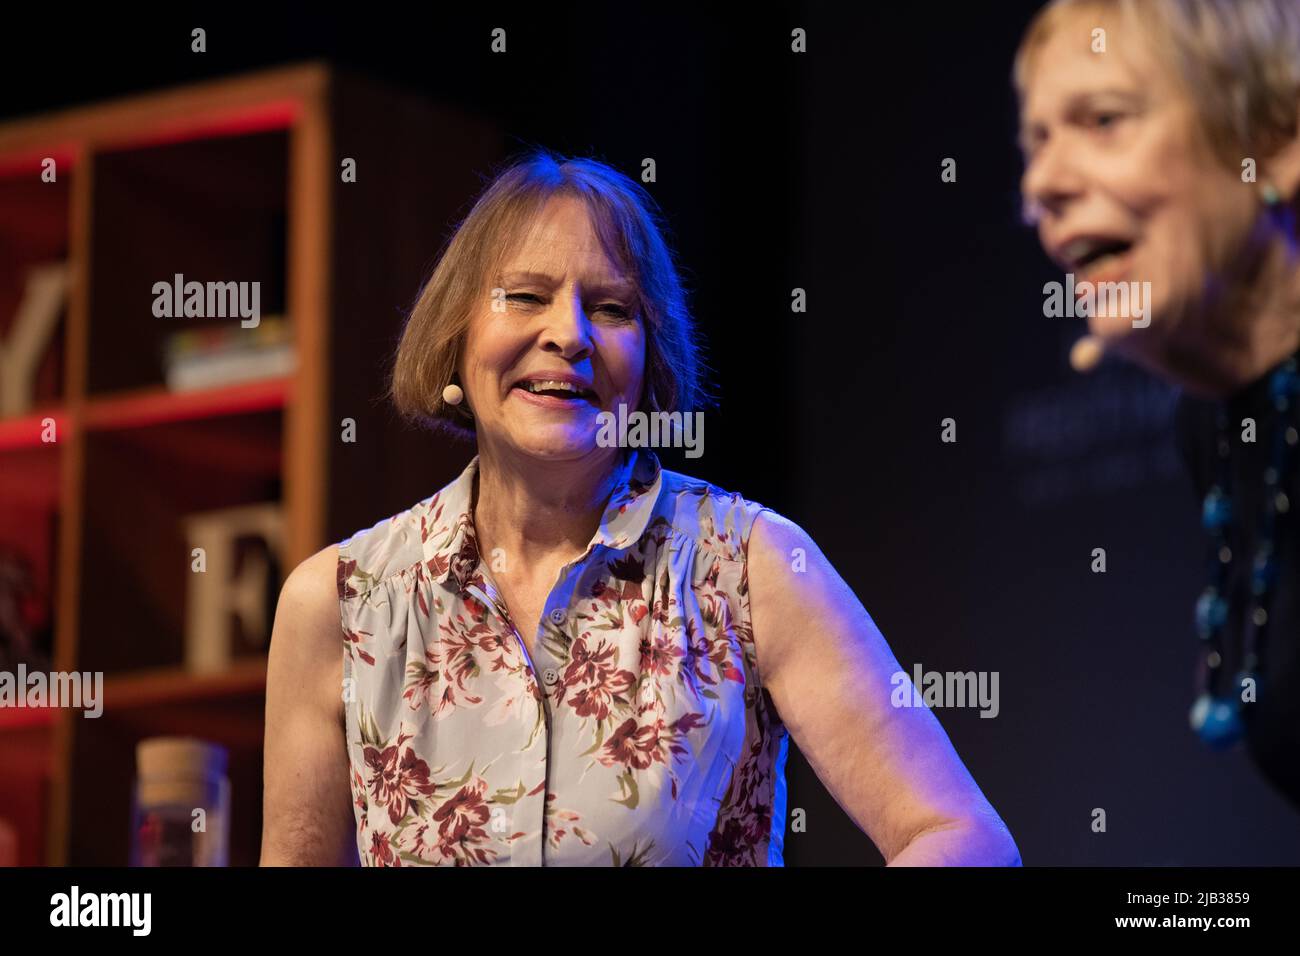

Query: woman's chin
508 429 602 461
1086 308 1142 341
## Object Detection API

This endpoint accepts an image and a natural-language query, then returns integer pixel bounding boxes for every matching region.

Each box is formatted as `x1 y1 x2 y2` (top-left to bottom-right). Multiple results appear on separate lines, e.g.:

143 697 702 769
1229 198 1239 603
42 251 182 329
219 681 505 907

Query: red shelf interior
84 376 289 430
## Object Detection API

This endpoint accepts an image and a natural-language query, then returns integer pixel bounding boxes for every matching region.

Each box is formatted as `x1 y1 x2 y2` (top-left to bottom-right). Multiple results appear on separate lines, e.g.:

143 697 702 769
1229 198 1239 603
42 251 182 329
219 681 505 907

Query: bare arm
748 511 1020 866
260 544 359 866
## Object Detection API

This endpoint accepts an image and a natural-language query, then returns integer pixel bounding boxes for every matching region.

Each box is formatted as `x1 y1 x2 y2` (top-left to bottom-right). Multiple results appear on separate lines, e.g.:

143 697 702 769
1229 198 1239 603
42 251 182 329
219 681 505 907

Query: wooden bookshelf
0 63 501 865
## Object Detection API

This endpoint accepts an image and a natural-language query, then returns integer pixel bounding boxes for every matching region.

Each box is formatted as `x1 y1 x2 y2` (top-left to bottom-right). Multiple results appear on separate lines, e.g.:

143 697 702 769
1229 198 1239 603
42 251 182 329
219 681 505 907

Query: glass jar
130 737 230 866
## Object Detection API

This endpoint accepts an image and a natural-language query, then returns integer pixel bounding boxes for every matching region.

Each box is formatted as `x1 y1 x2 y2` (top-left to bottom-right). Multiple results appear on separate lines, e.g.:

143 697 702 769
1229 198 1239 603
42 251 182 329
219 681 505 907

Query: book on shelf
161 315 295 392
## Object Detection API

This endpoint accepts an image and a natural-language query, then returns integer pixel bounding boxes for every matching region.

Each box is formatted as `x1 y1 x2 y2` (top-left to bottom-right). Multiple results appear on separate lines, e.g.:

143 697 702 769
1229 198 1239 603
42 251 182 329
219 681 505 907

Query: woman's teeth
1086 251 1124 271
518 380 591 398
1077 244 1136 278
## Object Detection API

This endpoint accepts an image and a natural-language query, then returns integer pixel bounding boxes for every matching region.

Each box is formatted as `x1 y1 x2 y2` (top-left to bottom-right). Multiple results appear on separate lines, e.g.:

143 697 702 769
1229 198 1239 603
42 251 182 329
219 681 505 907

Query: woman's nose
1021 136 1086 222
540 291 595 358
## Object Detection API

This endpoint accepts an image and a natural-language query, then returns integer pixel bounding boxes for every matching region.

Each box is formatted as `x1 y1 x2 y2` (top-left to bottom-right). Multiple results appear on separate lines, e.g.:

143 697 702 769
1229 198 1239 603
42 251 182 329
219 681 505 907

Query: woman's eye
505 294 633 320
1090 111 1123 130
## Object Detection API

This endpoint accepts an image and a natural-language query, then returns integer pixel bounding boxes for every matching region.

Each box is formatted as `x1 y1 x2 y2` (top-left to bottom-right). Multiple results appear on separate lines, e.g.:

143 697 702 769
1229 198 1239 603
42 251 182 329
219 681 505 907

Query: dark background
4 1 1297 864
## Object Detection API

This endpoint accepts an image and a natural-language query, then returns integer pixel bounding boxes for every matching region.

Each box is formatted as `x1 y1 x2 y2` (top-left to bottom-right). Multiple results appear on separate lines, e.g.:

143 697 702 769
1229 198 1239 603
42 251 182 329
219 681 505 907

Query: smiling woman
388 154 703 445
258 148 1020 867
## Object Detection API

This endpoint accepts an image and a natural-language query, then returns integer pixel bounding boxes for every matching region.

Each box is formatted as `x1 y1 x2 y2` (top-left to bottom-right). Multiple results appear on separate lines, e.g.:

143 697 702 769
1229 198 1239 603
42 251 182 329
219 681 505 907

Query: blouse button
543 668 559 686
549 608 567 625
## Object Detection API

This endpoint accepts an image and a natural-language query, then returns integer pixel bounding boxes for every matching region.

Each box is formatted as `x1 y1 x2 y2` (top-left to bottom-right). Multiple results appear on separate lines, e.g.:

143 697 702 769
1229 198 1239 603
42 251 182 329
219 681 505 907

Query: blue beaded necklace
1191 355 1300 747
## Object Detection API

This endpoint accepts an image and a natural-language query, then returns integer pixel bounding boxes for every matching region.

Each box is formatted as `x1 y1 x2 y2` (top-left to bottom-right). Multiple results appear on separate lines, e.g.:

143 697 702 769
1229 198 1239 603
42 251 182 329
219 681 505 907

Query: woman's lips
510 386 599 410
1075 248 1136 292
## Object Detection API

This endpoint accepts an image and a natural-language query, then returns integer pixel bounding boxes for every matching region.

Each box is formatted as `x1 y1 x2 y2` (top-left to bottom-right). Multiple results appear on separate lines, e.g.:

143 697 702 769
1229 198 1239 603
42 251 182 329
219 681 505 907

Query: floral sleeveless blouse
337 447 790 866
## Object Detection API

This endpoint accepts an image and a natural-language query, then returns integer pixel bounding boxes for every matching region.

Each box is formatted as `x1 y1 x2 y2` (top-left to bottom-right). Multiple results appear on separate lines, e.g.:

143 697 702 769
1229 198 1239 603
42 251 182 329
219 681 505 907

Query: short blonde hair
1014 0 1300 165
388 149 709 441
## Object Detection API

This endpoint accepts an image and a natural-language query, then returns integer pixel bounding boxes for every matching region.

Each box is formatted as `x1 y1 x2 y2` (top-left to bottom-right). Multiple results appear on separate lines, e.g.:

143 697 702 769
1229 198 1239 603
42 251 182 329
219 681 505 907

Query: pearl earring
1262 182 1282 206
442 383 464 406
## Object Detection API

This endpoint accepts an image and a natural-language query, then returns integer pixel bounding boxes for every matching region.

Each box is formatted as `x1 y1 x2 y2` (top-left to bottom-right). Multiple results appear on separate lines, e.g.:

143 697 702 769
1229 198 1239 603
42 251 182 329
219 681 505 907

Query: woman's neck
470 442 625 574
1166 231 1300 399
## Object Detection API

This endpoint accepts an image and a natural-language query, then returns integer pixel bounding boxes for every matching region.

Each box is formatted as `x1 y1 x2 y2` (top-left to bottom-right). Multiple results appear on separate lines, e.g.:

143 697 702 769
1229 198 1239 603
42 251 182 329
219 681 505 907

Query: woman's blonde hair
1014 0 1300 165
388 148 710 441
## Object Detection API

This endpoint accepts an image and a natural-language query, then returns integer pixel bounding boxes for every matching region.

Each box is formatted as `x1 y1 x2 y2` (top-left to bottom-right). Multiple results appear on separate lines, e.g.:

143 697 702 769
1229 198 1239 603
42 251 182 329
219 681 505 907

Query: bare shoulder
261 542 357 865
746 509 871 689
269 543 344 715
749 507 835 563
278 543 342 632
748 509 853 615
748 508 816 566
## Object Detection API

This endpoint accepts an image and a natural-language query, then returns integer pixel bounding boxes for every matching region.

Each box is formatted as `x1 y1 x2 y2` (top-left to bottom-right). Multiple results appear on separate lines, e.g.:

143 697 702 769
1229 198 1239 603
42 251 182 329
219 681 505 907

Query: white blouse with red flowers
338 447 789 866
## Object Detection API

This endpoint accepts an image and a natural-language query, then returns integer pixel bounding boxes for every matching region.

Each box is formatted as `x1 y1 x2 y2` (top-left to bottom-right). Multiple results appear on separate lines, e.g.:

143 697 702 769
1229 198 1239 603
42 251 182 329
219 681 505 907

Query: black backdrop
5 1 1298 864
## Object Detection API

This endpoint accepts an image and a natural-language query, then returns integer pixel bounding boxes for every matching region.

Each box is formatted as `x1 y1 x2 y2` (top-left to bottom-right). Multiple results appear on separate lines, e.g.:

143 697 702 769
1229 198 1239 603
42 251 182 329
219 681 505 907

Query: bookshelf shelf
0 660 270 731
0 408 65 451
0 705 56 732
83 377 290 431
101 658 268 710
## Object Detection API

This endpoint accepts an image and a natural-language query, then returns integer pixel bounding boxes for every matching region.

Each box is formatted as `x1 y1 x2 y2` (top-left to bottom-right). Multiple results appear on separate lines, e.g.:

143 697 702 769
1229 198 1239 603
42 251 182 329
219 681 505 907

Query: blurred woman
1016 0 1300 806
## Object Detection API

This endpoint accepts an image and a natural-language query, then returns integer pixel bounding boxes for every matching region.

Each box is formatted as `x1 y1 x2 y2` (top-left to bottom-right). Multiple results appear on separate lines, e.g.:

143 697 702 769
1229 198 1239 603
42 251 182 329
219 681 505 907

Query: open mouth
511 380 598 404
1064 237 1135 275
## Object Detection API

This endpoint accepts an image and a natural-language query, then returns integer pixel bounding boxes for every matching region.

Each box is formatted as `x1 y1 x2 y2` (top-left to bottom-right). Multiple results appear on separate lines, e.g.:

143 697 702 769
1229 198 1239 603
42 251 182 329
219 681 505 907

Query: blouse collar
420 447 664 593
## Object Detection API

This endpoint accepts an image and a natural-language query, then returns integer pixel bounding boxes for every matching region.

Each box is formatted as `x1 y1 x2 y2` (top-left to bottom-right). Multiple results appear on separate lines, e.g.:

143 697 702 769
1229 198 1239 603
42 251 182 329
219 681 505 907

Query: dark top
1175 366 1300 810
